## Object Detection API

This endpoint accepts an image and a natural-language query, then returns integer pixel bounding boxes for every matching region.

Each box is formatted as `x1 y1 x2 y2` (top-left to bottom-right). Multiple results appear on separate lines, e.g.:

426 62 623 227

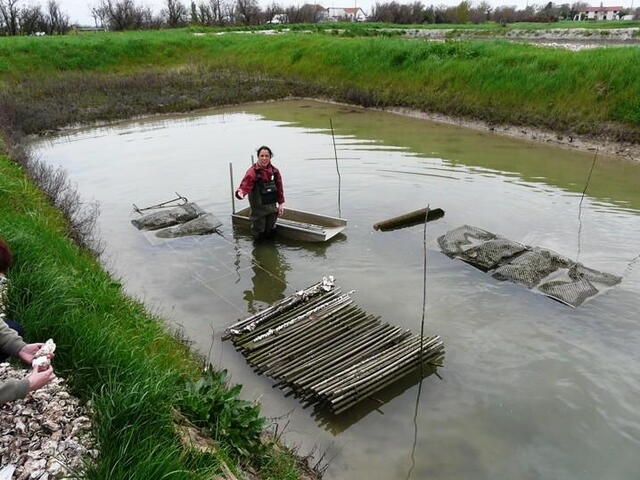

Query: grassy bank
0 151 304 478
1 30 639 142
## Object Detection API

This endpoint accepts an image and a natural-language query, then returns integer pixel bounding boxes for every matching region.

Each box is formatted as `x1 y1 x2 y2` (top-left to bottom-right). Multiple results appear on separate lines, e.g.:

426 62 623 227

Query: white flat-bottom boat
232 207 347 242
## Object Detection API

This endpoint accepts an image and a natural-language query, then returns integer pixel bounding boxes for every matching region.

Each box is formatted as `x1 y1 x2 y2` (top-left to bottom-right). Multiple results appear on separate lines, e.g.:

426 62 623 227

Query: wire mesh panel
437 225 496 257
538 278 599 308
493 248 573 288
464 238 527 271
438 226 622 308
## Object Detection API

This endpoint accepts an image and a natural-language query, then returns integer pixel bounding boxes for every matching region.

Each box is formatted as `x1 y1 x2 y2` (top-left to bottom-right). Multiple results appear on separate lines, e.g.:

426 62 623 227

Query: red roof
581 6 623 11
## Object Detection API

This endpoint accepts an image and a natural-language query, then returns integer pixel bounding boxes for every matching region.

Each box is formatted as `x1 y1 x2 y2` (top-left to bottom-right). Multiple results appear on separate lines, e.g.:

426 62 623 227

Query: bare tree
0 0 20 35
235 0 259 24
190 0 197 22
213 0 230 24
262 2 283 23
47 0 70 34
469 1 491 23
491 5 517 24
374 1 427 24
19 4 46 34
94 0 156 30
284 3 325 23
162 0 187 27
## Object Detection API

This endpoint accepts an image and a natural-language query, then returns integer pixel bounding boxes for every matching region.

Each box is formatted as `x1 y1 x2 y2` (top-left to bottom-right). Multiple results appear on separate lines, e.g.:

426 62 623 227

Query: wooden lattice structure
224 278 444 414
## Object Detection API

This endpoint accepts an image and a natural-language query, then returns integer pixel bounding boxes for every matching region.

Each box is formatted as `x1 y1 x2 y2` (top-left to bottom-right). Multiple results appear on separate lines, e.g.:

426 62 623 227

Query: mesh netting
463 238 527 271
437 225 496 256
438 226 622 307
570 264 621 287
538 278 599 308
492 248 573 288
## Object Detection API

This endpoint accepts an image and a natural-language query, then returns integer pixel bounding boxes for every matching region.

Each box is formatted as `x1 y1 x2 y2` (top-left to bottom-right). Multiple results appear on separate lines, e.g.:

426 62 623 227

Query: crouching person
0 238 55 404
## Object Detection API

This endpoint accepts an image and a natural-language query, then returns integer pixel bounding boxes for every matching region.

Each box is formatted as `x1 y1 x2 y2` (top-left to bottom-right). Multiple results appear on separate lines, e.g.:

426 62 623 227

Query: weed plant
178 369 266 459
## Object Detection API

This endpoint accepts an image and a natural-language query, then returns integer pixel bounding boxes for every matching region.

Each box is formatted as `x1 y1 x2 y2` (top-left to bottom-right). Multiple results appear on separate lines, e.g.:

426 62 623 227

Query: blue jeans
0 320 23 362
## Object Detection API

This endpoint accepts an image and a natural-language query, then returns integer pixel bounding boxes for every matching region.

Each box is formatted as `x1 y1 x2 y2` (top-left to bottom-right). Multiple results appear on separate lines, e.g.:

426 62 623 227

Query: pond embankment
401 26 640 42
1 30 639 160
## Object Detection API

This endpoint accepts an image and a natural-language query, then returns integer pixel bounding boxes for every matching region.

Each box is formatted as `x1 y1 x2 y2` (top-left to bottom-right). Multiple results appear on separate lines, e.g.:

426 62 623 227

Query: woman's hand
278 203 285 216
26 365 56 392
18 343 44 365
235 189 246 200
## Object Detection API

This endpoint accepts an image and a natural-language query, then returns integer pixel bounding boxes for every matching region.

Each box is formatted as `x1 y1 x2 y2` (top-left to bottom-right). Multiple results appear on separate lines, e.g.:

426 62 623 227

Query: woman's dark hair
257 146 273 157
0 238 13 274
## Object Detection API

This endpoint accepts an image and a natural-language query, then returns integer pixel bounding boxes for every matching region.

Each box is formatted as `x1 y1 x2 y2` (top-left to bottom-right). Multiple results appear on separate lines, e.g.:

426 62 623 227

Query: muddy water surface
34 100 640 480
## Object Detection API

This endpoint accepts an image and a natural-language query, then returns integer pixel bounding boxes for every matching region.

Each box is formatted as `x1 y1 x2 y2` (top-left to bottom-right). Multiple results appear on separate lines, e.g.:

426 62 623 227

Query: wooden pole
373 207 444 231
229 162 235 214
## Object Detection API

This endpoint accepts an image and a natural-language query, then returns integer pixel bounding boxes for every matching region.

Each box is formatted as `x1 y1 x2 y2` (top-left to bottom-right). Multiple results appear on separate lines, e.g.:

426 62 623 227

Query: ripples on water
34 100 640 480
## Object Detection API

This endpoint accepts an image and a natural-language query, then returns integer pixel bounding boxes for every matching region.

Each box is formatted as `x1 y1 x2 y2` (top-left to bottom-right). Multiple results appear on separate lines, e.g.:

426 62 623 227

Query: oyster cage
438 225 621 308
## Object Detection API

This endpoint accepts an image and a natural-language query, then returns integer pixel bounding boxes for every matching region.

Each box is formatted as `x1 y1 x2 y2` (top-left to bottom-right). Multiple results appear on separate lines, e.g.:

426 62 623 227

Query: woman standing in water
235 146 285 240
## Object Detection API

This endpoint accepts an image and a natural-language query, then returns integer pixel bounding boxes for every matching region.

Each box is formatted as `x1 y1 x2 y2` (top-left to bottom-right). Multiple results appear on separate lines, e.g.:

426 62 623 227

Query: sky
37 0 639 26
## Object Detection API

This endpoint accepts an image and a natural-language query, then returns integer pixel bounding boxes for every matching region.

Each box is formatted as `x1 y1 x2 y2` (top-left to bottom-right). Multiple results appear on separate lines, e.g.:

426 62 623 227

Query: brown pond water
33 100 640 480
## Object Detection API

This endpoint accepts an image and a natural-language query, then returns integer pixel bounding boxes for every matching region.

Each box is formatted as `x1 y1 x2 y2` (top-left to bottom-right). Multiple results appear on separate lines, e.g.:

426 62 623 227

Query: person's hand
18 343 44 365
235 189 245 200
278 203 285 216
26 366 56 392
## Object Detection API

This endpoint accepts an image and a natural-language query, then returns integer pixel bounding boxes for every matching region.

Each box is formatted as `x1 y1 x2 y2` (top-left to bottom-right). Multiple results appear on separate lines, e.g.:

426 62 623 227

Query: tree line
0 0 69 35
370 1 640 24
1 0 640 34
90 0 329 29
91 0 640 29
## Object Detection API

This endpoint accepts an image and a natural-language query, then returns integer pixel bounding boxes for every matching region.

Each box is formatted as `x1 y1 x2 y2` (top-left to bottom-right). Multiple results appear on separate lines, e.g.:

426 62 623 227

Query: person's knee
5 320 24 339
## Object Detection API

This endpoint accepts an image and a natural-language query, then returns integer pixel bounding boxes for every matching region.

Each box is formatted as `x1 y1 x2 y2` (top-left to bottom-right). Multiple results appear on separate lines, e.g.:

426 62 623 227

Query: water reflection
243 241 289 314
313 367 440 436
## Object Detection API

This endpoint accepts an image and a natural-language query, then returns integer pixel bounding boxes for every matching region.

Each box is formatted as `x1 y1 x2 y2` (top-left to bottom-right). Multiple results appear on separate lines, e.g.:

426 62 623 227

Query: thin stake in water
330 118 342 218
577 148 598 262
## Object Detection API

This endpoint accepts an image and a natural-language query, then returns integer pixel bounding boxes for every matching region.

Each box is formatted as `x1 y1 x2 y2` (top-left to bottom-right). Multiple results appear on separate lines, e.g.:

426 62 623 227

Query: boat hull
231 207 346 242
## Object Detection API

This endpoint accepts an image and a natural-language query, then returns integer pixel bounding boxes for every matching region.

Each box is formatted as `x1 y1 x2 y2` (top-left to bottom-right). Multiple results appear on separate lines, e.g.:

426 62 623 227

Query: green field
1 30 639 139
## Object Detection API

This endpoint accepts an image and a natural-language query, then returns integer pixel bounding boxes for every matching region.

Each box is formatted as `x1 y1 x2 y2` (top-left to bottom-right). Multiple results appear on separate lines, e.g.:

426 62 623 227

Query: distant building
574 4 624 20
326 7 367 22
269 13 289 24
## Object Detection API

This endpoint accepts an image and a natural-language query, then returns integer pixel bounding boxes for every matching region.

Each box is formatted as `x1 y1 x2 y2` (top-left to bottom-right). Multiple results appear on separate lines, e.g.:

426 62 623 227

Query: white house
574 4 624 20
269 13 289 24
326 7 367 22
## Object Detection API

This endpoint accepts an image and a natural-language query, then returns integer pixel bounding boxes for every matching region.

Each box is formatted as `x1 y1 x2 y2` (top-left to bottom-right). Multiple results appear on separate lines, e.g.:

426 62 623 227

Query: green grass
0 155 301 479
1 30 639 138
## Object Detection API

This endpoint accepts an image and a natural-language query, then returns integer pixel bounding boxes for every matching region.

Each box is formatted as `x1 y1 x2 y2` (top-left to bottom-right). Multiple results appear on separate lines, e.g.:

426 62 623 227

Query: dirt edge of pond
42 95 640 165
295 97 640 163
